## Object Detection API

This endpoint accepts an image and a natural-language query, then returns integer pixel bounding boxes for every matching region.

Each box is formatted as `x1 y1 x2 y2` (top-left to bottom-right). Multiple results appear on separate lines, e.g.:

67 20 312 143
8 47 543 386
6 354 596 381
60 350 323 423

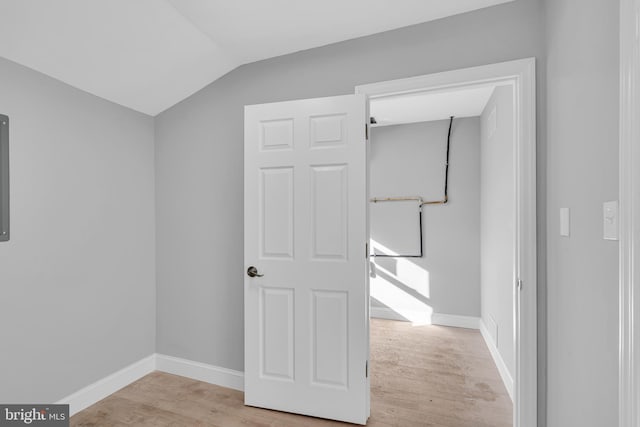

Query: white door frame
619 0 640 426
355 58 537 427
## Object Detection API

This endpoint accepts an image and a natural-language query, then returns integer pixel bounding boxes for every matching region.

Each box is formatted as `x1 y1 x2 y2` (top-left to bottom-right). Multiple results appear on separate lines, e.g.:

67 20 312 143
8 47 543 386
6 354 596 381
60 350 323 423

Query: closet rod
370 196 423 203
369 196 446 205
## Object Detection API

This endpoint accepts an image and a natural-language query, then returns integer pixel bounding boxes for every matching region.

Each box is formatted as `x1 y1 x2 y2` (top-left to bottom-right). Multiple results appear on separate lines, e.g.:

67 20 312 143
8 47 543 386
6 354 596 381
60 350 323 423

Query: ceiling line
164 0 242 66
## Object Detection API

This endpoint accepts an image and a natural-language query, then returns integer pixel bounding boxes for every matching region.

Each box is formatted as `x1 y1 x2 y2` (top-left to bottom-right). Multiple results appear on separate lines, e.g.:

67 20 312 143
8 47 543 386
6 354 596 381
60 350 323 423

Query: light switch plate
560 208 570 237
603 201 619 241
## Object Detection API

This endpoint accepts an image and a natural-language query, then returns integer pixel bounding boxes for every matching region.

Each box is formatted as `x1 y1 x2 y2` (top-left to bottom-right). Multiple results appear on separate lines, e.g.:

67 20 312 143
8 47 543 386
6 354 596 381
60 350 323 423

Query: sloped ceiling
0 0 513 116
371 86 497 127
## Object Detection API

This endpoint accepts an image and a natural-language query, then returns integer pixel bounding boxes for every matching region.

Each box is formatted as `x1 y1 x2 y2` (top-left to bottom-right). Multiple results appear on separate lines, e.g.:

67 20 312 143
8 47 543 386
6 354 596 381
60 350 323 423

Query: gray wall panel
0 57 156 403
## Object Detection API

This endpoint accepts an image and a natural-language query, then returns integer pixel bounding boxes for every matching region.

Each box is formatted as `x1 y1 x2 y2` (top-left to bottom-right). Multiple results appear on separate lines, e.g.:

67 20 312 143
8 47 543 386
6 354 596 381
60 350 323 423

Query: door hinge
517 279 523 291
365 242 369 259
365 123 369 140
366 360 369 378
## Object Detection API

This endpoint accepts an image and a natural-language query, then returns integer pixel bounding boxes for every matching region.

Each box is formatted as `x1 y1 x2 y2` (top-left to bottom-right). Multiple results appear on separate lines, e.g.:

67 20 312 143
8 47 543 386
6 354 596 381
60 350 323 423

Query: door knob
247 266 264 278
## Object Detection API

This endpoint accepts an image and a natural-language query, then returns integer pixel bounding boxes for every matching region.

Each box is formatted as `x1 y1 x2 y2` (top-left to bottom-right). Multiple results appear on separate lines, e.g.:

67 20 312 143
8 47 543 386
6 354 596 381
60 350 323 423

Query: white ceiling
370 85 498 127
0 0 513 116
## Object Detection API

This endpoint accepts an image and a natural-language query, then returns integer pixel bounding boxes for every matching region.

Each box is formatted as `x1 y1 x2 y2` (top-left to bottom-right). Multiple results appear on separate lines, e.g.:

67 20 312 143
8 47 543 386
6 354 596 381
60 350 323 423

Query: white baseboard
57 329 504 419
370 306 480 329
56 354 156 416
155 354 244 392
57 353 244 417
479 320 514 401
431 313 480 330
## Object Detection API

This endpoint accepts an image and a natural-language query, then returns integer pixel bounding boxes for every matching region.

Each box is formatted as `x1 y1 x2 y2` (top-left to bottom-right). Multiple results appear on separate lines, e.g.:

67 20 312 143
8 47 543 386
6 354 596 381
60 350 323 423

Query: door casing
618 1 640 426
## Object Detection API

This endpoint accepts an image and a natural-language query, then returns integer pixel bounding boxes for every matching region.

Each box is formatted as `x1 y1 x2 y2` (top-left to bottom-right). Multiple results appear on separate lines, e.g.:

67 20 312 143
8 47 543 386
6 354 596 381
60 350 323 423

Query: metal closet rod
369 196 447 206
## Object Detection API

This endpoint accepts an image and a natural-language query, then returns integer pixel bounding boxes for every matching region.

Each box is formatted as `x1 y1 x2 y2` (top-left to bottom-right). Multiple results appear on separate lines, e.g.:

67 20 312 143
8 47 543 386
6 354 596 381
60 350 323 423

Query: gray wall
480 85 515 377
545 0 619 426
369 118 481 319
0 1 625 425
155 0 545 381
0 58 156 402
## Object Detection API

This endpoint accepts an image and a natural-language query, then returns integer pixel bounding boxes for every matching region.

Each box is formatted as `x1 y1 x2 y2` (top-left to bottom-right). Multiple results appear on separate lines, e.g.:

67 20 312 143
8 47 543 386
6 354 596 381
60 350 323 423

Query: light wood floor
71 319 512 427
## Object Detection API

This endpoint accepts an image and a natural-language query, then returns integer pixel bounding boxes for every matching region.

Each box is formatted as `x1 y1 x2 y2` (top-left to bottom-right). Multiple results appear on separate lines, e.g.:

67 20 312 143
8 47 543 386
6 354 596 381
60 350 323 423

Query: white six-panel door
244 94 369 425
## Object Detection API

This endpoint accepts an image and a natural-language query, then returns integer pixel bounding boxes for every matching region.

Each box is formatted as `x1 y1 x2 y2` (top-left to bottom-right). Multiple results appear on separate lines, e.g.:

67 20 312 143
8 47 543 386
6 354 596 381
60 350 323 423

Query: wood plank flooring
71 319 512 427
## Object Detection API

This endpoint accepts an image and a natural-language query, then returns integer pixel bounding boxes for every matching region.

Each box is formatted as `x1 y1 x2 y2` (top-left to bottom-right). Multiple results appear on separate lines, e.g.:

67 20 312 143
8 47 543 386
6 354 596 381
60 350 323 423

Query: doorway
356 58 537 427
365 81 512 427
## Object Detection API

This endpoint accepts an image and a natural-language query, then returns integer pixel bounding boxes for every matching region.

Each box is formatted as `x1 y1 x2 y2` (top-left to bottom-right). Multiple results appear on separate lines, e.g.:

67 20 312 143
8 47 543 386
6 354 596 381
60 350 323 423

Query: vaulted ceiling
371 86 497 127
0 0 513 116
